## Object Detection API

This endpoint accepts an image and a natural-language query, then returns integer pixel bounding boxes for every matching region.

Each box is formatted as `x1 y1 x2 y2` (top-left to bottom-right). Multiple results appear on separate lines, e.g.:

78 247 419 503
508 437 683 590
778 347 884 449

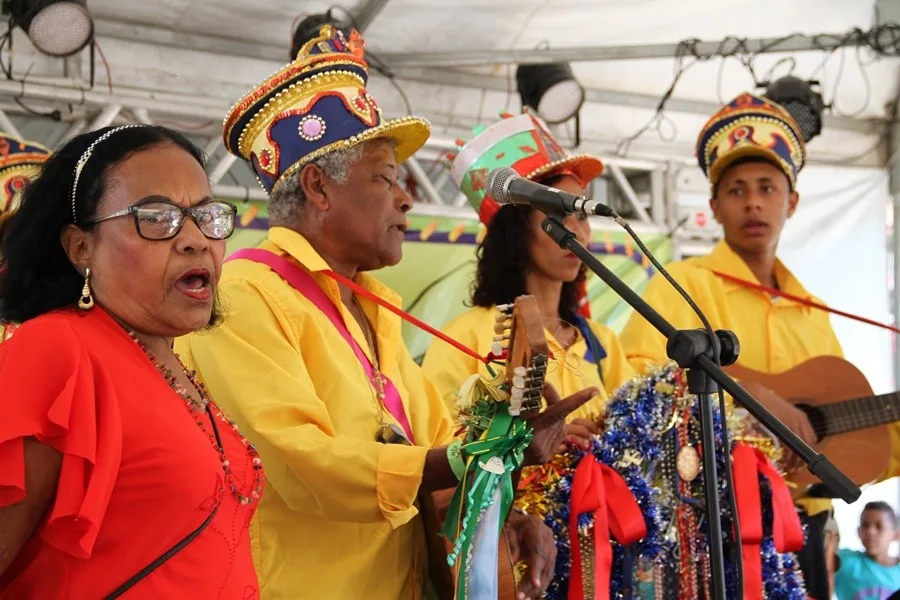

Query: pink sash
227 248 415 443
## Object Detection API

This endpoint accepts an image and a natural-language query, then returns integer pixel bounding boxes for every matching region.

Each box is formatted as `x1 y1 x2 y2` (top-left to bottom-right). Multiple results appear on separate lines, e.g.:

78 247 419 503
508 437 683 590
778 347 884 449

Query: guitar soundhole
797 403 827 442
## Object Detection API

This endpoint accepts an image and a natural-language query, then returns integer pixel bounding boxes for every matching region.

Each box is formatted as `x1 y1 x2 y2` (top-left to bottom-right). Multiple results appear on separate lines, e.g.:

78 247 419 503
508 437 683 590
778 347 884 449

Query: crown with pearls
223 25 431 193
0 133 50 216
697 93 806 193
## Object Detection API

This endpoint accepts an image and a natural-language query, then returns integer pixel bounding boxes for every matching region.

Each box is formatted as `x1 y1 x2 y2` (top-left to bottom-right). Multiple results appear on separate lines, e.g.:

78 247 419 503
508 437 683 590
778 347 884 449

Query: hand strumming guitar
522 383 598 466
739 380 817 473
505 510 557 600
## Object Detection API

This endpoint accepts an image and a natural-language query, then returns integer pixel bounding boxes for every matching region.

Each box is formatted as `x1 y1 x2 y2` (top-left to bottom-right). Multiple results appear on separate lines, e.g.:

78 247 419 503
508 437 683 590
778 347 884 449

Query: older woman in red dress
0 125 262 598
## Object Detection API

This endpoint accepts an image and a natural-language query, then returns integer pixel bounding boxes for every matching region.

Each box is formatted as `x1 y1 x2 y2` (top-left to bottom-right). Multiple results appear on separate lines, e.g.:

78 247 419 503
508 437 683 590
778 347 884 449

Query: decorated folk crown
0 133 50 215
223 25 431 193
449 111 604 226
697 93 806 192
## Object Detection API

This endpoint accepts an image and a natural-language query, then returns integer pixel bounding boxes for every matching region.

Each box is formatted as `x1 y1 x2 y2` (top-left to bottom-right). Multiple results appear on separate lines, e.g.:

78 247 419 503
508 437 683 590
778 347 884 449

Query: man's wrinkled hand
523 384 598 466
506 510 557 600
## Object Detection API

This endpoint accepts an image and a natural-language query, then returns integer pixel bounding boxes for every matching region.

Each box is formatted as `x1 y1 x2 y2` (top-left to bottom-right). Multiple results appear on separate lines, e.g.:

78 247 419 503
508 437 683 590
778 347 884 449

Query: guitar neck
815 391 900 436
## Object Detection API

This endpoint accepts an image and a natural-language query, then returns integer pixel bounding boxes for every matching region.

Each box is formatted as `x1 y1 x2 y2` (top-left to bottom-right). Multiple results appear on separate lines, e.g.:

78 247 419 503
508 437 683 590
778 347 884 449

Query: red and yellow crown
449 111 603 226
223 25 430 193
0 133 50 216
697 93 806 192
450 112 603 317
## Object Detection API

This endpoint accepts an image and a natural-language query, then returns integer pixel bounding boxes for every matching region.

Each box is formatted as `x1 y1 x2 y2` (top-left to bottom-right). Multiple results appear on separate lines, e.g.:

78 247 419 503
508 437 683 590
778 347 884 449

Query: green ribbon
442 404 533 600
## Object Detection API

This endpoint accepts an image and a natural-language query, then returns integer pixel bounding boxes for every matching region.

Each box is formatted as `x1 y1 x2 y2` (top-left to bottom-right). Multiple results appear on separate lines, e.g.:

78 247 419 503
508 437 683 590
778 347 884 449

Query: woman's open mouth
175 268 212 301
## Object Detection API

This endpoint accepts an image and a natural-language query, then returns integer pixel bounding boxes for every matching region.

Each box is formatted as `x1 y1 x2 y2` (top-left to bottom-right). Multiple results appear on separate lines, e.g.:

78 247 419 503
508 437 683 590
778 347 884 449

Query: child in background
835 502 900 600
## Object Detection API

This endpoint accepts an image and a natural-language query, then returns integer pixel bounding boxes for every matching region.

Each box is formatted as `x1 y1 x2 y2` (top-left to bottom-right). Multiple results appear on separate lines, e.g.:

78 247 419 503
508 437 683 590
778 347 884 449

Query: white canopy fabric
45 0 897 168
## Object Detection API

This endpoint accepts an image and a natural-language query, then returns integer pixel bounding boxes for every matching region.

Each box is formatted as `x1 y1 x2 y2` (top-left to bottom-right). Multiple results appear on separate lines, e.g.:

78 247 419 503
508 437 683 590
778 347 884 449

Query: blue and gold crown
697 93 806 192
0 133 50 215
223 25 430 193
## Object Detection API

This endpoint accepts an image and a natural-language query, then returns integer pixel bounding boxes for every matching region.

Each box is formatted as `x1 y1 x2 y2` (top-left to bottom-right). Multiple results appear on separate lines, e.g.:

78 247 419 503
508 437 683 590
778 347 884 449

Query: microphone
486 167 617 218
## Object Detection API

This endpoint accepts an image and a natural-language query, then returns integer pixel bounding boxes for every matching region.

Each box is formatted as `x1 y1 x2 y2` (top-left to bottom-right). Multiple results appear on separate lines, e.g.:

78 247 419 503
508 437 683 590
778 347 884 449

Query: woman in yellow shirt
422 112 635 442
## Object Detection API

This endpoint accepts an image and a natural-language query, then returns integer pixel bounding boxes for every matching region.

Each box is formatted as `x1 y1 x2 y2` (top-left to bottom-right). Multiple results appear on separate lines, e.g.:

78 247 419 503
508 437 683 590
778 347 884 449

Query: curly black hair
0 125 218 325
471 180 586 323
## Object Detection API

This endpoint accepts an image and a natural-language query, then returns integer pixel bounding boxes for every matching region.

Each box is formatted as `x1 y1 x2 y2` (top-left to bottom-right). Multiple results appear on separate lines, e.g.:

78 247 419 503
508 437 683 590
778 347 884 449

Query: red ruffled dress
0 308 262 598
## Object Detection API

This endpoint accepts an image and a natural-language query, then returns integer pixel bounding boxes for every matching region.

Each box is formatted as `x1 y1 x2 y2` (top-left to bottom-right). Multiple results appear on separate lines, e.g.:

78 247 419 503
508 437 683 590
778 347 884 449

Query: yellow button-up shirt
619 240 900 515
176 228 456 600
422 306 635 422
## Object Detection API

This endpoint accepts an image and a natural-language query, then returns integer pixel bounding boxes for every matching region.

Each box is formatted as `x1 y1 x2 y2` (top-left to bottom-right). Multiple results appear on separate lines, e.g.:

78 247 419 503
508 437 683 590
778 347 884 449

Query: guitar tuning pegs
493 322 510 334
508 376 525 416
492 335 509 353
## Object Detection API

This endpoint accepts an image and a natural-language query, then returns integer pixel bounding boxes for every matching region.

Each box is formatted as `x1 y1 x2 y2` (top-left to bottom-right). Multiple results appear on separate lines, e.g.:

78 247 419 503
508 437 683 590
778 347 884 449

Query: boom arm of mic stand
539 214 860 504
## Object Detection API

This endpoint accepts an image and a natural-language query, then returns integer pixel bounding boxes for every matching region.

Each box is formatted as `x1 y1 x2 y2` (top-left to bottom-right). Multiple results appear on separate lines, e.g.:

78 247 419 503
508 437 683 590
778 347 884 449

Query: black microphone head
486 167 520 205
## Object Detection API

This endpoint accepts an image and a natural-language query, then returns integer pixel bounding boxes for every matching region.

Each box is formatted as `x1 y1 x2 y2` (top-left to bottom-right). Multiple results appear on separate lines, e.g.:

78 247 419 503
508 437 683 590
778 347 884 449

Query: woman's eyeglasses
87 199 238 241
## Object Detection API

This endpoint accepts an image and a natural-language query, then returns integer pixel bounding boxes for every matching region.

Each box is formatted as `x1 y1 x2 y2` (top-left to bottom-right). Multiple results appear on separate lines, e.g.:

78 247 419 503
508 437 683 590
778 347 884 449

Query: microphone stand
539 213 860 600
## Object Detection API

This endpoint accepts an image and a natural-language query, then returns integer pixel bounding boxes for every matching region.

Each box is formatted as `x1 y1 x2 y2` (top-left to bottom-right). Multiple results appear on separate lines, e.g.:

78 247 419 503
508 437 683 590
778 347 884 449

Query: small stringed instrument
421 296 549 599
726 356 894 498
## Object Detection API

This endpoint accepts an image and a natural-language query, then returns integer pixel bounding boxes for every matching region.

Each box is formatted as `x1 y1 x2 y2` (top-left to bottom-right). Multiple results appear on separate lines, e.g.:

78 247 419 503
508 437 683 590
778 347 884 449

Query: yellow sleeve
420 312 484 417
179 280 429 529
619 270 701 373
591 323 636 396
396 341 459 447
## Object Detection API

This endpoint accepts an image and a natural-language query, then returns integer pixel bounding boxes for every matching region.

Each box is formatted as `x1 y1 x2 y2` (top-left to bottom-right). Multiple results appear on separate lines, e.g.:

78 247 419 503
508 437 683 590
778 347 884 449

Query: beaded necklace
128 332 264 505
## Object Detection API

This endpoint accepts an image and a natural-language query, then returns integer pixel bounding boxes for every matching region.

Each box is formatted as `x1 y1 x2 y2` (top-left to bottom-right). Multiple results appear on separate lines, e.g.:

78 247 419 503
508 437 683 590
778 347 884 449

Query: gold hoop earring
78 267 94 310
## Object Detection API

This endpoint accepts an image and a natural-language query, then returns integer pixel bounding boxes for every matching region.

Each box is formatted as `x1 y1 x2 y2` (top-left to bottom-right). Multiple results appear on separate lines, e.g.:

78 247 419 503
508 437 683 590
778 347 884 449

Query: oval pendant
676 446 701 482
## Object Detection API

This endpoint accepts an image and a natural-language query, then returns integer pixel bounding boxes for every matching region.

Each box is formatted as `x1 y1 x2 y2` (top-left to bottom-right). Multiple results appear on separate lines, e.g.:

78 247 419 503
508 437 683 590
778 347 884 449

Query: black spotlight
516 62 585 125
290 11 353 60
763 75 825 143
3 0 93 57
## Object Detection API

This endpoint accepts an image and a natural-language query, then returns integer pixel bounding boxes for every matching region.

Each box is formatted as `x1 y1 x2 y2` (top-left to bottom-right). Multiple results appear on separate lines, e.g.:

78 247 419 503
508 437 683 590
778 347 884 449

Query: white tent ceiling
0 0 896 193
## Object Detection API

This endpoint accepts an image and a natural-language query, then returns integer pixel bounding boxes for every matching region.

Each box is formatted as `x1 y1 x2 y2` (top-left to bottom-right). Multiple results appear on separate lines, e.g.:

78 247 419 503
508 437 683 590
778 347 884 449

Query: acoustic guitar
726 355 895 498
420 295 550 599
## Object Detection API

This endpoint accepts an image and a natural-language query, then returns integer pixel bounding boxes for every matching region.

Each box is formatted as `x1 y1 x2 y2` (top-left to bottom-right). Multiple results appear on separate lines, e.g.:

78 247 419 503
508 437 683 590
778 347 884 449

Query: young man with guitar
619 92 900 599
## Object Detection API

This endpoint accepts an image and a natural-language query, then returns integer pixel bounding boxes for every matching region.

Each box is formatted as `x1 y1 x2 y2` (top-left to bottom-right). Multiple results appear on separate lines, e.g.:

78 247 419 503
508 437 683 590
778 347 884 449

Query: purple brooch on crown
299 115 327 142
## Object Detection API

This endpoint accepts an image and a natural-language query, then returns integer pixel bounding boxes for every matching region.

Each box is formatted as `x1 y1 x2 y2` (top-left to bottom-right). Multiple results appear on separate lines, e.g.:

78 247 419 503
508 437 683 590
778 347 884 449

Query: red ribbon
322 269 498 364
568 455 648 600
323 269 552 364
732 443 804 600
711 269 900 335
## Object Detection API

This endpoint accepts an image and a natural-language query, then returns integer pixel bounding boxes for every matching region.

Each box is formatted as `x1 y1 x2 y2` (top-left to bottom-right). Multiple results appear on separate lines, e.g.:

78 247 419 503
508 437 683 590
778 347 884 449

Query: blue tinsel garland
539 366 677 599
679 395 806 599
527 363 807 599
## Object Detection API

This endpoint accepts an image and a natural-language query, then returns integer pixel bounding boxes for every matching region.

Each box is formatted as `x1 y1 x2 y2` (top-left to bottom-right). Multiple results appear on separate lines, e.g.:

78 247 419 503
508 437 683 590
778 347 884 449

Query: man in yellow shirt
423 112 634 439
177 26 595 600
619 92 898 599
0 133 51 342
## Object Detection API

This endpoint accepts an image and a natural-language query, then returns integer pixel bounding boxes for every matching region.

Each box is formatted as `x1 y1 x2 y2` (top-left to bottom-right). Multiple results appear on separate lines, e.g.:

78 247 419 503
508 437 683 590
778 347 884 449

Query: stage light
3 0 93 57
516 62 585 125
764 75 824 143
